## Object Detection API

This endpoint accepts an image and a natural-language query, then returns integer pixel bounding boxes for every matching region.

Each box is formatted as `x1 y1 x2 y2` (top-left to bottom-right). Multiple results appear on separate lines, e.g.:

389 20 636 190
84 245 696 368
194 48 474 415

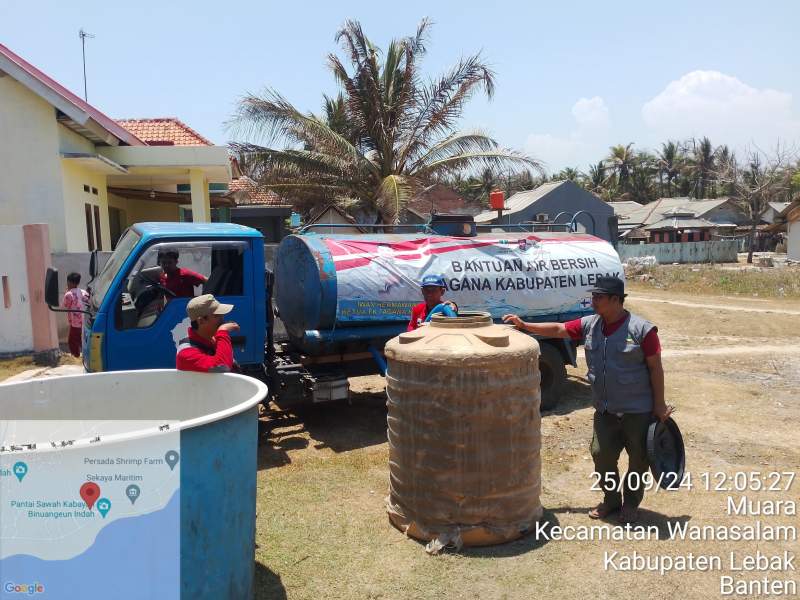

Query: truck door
104 239 256 371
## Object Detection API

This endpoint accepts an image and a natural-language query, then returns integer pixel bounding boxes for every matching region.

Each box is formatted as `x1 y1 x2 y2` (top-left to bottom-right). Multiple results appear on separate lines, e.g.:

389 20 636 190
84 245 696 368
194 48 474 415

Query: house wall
0 226 35 353
309 208 363 234
493 182 615 241
0 224 59 357
0 77 67 250
788 221 800 261
57 122 95 154
617 240 738 264
60 159 112 251
107 194 180 226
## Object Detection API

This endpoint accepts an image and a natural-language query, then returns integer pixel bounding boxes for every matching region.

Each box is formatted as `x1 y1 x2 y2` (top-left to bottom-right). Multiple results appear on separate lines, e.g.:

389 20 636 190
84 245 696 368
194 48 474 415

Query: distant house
473 180 616 242
225 176 292 242
644 208 718 243
611 197 743 244
400 184 482 225
0 44 234 251
761 202 791 225
779 200 800 261
304 204 366 234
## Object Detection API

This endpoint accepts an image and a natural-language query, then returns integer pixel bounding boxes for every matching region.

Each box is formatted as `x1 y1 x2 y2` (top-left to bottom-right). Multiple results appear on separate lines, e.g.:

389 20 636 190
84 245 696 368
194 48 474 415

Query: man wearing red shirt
158 250 207 298
176 294 239 373
407 274 457 331
503 276 671 525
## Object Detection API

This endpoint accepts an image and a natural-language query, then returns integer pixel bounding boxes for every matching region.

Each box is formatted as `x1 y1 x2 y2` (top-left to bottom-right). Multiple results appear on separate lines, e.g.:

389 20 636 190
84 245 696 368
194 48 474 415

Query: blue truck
45 218 624 409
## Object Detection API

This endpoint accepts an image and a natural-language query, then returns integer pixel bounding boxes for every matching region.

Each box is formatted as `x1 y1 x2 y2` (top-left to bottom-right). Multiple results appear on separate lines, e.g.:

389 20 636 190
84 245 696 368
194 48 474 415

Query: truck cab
70 223 266 373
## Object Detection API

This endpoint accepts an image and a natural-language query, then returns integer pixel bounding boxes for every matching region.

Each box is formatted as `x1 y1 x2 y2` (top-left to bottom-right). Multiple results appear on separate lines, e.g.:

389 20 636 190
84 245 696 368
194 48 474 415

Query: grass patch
0 353 82 381
0 356 37 381
627 264 800 297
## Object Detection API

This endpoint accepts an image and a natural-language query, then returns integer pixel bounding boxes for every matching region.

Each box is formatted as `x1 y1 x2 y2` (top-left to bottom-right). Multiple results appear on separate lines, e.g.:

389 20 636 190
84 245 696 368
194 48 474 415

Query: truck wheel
539 343 566 412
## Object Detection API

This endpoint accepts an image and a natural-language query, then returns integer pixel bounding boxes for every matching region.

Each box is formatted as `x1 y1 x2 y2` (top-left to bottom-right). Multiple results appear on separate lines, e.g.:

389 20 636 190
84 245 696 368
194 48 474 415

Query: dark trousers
68 326 82 357
590 411 652 509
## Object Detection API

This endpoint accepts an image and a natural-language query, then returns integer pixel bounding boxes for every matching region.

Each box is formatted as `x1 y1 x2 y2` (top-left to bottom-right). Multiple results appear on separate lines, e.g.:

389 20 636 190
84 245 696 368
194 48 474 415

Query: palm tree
467 168 501 205
510 169 536 193
553 167 581 182
656 141 681 197
604 144 636 195
687 137 717 198
585 161 606 195
320 93 359 145
629 151 657 204
230 19 540 223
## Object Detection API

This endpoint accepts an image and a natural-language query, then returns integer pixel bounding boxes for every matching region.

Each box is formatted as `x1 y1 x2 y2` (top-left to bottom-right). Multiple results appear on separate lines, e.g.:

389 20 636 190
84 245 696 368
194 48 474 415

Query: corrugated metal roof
474 181 569 223
616 197 734 226
645 216 718 231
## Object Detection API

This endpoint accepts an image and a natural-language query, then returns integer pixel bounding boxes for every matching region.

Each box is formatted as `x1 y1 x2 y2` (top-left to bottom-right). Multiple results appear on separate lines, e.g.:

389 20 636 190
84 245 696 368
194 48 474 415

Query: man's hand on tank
218 322 240 333
502 314 524 330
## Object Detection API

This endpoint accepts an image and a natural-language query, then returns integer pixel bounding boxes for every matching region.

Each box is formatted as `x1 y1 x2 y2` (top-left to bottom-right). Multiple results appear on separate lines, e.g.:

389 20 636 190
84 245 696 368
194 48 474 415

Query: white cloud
525 97 611 172
642 70 799 146
572 96 610 130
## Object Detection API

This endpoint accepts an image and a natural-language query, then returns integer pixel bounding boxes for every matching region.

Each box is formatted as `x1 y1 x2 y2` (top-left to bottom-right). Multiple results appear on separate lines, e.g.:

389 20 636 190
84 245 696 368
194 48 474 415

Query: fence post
23 224 60 366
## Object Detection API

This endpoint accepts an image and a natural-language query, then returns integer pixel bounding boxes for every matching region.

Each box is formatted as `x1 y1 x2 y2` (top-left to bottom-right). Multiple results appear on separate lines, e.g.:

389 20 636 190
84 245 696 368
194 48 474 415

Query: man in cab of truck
158 249 206 298
176 294 240 373
407 274 458 331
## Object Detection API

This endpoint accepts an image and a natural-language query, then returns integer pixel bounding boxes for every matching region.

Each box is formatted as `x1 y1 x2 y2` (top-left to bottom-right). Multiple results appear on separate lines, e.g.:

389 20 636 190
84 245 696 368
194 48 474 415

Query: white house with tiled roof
0 43 234 251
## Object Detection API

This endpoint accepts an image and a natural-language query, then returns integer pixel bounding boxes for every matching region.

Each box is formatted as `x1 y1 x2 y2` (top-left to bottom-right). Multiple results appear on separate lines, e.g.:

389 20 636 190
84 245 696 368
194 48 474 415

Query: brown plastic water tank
384 312 543 548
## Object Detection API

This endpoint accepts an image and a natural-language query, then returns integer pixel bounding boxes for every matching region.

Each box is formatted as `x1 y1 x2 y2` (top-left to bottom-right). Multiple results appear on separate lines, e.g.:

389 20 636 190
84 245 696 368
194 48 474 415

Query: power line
78 28 95 101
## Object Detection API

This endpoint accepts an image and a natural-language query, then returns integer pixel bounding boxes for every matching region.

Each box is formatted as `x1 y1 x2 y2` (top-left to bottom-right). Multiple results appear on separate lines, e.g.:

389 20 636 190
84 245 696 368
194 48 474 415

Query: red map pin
80 482 100 510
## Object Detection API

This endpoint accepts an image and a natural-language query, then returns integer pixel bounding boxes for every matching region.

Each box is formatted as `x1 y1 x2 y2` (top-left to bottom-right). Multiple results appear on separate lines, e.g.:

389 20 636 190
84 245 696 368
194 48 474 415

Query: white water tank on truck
274 230 623 355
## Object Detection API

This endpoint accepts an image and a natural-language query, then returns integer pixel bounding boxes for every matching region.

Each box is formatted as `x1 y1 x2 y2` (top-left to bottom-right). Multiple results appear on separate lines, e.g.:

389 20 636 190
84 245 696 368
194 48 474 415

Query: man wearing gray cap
176 294 240 373
503 275 670 524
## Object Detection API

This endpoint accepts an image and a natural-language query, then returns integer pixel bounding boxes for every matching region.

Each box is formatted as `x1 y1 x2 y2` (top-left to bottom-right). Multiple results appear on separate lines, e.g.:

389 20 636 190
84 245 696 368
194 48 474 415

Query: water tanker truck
44 217 624 409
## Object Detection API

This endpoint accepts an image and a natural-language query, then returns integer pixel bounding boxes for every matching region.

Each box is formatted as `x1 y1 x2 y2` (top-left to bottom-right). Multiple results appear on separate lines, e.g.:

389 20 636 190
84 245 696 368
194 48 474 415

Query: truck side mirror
45 268 60 308
89 249 98 279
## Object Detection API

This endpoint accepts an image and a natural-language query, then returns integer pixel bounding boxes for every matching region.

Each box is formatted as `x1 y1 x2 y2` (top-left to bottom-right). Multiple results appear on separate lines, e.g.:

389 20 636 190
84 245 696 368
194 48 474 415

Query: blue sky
2 0 798 172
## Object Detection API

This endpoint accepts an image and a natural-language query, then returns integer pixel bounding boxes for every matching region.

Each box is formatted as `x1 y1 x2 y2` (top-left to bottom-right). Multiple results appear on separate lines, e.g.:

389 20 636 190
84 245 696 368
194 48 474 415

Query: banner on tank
323 235 623 322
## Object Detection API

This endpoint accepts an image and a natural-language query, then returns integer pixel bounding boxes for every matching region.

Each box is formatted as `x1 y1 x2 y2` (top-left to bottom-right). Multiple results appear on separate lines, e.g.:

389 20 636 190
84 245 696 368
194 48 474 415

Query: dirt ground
256 285 800 600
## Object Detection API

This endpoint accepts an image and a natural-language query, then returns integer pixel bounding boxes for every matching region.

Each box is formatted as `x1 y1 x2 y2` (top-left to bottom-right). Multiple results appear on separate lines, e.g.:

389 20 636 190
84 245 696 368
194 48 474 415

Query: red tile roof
0 42 145 146
407 184 476 215
228 177 289 206
116 118 213 146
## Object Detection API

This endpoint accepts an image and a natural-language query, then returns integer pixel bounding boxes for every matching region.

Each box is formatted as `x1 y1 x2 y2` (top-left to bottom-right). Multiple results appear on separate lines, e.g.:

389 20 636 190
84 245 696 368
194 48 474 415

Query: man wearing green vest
503 275 671 524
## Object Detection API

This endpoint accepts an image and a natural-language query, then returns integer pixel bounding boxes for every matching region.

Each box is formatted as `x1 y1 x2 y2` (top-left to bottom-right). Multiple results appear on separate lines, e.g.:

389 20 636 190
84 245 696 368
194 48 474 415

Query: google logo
3 581 45 595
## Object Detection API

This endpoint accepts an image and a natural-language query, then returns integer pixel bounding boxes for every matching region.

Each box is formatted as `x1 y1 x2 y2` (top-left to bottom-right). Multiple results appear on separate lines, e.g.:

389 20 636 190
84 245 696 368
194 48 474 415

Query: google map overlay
0 420 180 599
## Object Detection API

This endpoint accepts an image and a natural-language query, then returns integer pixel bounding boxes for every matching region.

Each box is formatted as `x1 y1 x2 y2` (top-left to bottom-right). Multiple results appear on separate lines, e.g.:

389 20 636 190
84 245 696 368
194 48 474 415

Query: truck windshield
90 229 141 310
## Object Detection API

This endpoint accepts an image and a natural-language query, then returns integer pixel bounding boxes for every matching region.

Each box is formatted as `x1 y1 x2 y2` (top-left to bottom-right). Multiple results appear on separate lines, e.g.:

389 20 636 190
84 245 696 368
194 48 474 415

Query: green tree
230 19 539 223
716 146 793 263
604 143 636 195
585 161 607 196
655 141 681 198
467 168 501 205
628 151 657 203
552 167 581 182
687 137 717 198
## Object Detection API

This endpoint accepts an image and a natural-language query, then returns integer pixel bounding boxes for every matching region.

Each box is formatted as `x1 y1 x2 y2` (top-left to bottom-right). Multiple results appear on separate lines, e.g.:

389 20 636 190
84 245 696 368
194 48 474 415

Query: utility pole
78 28 95 101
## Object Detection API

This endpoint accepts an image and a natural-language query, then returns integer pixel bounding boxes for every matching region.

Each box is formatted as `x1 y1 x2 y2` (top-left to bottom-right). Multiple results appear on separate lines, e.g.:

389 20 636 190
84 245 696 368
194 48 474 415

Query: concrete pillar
22 224 59 365
190 169 211 223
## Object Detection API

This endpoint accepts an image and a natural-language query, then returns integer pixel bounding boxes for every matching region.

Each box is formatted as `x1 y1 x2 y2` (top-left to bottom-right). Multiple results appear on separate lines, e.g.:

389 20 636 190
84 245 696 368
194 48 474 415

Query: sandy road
628 295 800 315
